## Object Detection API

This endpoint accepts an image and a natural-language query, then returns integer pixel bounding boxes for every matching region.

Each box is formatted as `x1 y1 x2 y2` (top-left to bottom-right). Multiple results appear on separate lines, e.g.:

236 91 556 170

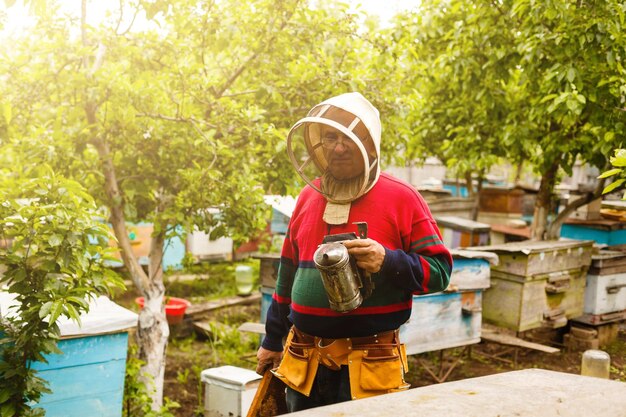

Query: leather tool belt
272 327 410 400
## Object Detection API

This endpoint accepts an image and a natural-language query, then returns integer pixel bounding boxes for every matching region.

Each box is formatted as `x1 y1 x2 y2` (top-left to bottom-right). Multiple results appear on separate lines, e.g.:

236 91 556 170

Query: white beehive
201 366 262 417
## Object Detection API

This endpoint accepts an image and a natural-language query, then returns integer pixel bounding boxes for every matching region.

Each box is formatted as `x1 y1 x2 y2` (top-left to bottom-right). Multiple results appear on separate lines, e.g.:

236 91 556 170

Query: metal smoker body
314 242 363 312
313 222 374 313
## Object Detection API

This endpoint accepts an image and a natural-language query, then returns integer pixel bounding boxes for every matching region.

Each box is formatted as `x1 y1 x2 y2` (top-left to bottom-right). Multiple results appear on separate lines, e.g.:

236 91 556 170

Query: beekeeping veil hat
287 92 381 224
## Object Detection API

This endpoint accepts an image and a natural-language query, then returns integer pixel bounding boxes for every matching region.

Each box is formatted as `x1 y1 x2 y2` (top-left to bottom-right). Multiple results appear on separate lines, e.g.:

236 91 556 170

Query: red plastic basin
135 296 191 325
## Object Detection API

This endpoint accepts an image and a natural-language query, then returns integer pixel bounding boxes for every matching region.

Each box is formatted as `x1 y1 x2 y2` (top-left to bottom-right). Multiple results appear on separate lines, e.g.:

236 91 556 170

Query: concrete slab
289 369 626 417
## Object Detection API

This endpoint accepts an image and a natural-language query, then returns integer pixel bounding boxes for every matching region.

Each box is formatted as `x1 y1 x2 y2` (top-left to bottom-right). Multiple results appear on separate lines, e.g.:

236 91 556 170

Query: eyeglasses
320 134 355 150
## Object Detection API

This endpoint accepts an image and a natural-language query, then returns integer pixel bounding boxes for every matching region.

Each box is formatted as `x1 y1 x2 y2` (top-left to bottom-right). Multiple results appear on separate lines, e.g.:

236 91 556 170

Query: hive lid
435 216 492 232
591 250 626 261
466 239 594 254
0 293 138 337
201 365 262 388
451 249 499 265
447 250 495 290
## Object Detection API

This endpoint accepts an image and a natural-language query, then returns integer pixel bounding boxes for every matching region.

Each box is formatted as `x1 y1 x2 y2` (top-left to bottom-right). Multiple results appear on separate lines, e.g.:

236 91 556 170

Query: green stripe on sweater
410 234 443 252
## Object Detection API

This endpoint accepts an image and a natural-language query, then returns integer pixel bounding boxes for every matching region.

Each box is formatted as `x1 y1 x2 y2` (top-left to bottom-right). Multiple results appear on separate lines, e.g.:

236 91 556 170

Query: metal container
313 242 363 313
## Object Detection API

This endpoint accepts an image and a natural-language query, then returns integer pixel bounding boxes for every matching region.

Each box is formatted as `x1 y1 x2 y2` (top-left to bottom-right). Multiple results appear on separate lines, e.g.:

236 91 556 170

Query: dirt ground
159 302 626 417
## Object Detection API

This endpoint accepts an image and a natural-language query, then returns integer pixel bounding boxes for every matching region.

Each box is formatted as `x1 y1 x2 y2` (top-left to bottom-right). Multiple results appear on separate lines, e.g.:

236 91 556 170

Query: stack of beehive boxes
566 250 626 349
472 240 594 332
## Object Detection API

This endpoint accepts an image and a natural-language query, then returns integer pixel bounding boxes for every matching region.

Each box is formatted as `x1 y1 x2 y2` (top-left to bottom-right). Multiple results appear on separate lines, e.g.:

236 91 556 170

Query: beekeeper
256 92 452 412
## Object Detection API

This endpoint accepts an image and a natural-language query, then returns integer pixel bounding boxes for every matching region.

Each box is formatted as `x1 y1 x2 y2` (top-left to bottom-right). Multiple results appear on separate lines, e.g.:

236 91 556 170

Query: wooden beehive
479 239 594 277
479 186 525 214
581 250 626 320
0 294 137 417
400 250 495 355
427 197 476 219
561 218 626 246
470 240 594 332
484 267 587 331
252 253 280 289
201 366 262 417
435 215 491 249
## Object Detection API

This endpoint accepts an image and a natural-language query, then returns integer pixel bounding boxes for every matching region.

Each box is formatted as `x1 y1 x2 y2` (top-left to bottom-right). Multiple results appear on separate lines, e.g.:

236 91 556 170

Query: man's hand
343 238 386 273
256 346 283 375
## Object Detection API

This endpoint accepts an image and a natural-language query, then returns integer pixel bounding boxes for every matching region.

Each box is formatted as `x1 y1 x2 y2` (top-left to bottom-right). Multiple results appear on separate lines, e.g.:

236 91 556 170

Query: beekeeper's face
320 125 367 180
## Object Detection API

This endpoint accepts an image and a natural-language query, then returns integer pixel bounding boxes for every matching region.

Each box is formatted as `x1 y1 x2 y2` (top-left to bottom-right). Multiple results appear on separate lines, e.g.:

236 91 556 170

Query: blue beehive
0 294 137 417
400 249 496 355
561 218 626 246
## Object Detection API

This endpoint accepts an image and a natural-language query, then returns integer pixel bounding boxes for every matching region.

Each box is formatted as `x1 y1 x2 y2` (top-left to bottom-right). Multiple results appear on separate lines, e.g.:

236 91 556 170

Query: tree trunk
464 170 474 199
530 159 560 240
81 0 168 410
465 169 485 221
91 131 169 410
87 103 168 410
546 178 607 240
137 231 169 410
514 161 523 185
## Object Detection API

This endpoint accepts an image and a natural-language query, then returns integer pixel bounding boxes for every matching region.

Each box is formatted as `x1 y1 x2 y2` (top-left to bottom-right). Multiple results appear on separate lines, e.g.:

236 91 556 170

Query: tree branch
547 172 608 239
114 0 139 36
211 1 298 99
135 112 217 128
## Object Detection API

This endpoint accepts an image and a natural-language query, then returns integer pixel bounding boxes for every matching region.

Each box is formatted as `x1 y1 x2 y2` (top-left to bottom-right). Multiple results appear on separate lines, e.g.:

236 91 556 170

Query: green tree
514 0 626 239
388 0 626 238
1 0 372 409
385 0 524 219
0 170 124 417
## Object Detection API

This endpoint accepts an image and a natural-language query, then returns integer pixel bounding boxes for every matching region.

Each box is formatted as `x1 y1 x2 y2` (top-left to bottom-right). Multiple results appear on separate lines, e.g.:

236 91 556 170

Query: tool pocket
359 352 404 391
276 343 310 388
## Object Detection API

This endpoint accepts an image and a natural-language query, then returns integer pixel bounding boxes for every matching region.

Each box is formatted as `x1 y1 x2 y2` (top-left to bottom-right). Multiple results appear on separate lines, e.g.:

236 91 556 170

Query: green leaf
566 67 576 83
66 296 89 309
611 150 626 167
603 179 626 194
39 301 53 319
540 94 558 104
1 102 11 124
49 300 64 324
48 234 62 247
0 402 16 417
598 168 622 179
0 389 10 403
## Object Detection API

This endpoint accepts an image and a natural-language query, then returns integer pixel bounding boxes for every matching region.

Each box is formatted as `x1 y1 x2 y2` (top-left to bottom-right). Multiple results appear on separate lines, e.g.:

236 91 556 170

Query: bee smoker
313 222 374 313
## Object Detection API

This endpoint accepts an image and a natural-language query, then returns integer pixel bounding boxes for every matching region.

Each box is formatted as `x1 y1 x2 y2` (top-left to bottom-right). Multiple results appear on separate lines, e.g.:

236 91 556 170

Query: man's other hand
343 238 386 273
256 346 283 375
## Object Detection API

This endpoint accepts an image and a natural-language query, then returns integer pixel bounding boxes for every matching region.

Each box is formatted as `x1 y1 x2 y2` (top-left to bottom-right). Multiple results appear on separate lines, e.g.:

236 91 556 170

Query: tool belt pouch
348 343 410 399
272 329 319 397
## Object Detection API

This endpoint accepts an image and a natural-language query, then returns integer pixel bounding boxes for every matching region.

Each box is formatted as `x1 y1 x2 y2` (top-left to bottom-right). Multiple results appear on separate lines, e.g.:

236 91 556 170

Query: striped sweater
262 173 452 352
